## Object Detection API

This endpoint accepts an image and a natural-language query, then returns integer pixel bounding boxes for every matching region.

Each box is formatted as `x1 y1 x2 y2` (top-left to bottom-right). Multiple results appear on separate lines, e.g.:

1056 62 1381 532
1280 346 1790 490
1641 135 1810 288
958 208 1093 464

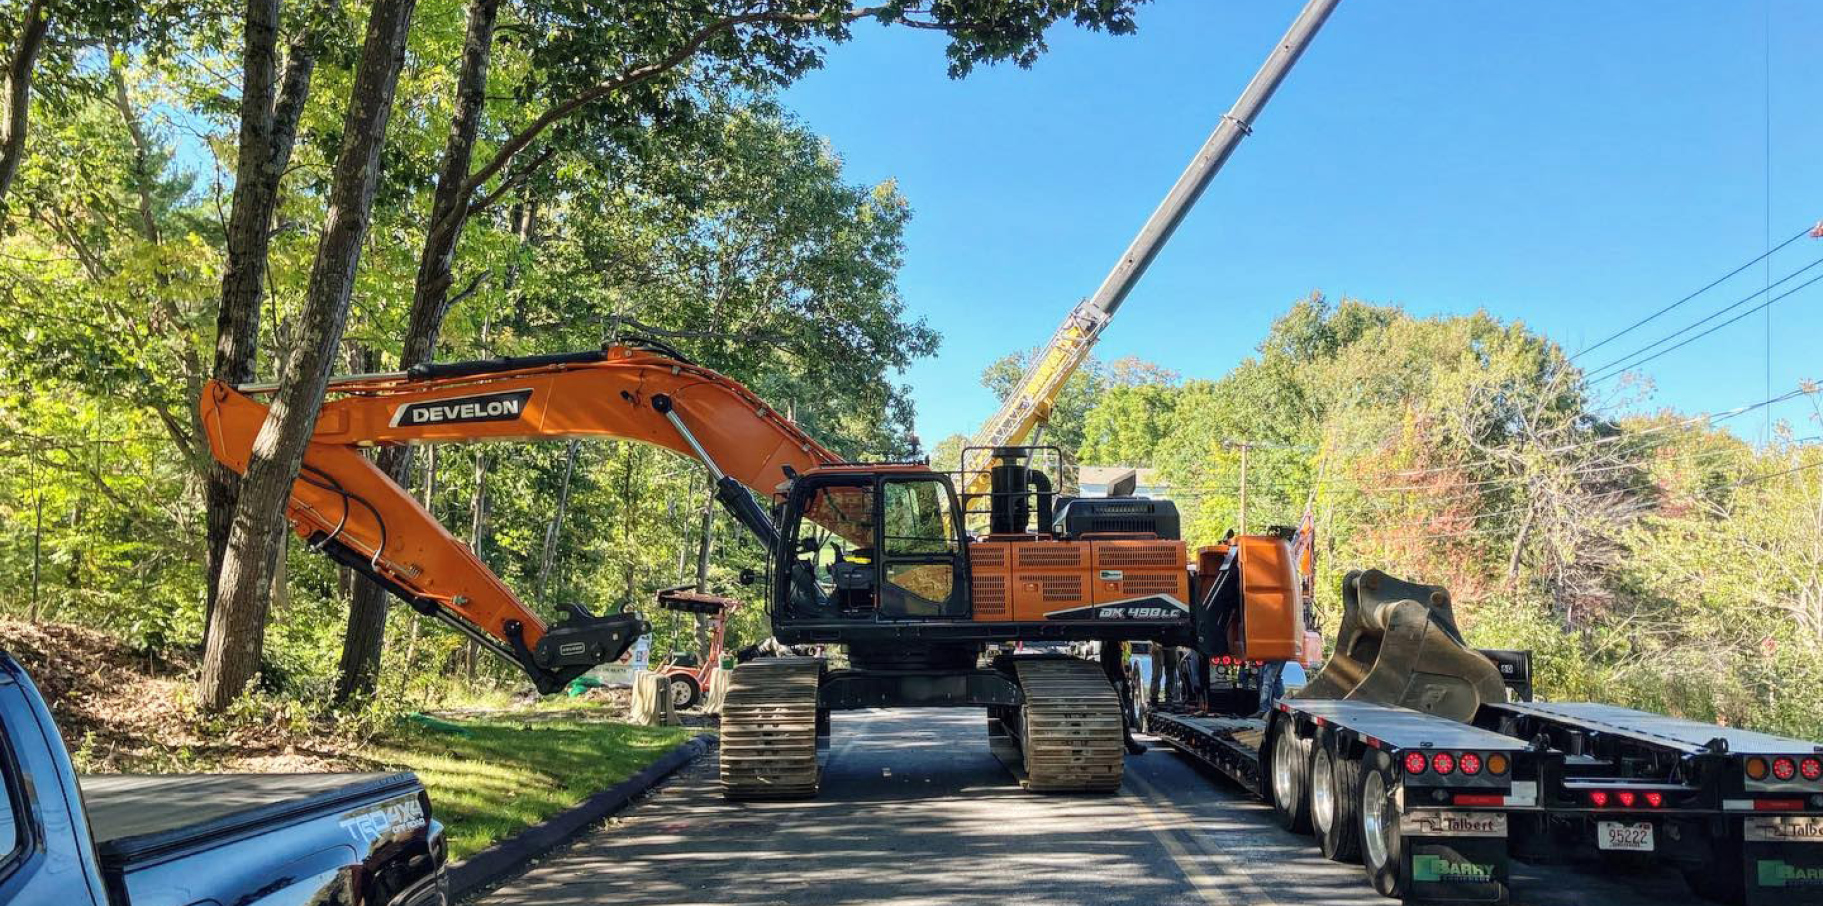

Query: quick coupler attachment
533 604 650 670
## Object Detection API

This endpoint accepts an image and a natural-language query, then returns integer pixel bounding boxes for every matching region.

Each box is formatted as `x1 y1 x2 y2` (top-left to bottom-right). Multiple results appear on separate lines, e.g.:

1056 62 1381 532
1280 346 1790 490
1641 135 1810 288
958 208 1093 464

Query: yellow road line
1128 768 1281 906
1126 774 1238 906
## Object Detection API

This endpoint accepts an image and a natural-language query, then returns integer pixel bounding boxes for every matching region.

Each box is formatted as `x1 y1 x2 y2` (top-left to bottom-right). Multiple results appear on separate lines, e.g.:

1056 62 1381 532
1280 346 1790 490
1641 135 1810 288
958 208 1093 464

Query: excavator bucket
1296 569 1508 723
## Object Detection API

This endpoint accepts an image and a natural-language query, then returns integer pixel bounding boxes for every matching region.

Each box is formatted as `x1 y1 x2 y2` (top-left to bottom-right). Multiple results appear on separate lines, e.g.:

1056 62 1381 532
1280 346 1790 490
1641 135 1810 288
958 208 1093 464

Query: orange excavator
200 339 1311 797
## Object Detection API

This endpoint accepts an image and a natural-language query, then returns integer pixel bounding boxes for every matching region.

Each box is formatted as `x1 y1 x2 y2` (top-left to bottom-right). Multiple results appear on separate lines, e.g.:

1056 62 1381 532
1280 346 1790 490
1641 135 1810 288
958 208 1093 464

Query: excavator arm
200 343 842 693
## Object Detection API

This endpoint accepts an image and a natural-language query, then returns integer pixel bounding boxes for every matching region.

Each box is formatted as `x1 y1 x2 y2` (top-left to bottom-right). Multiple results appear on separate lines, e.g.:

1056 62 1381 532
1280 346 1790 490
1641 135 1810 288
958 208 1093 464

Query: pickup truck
0 649 448 906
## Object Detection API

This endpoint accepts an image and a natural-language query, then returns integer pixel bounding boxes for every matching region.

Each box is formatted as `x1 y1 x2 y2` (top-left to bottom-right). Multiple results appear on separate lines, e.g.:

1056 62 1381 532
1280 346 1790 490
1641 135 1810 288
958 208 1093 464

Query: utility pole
1237 441 1250 536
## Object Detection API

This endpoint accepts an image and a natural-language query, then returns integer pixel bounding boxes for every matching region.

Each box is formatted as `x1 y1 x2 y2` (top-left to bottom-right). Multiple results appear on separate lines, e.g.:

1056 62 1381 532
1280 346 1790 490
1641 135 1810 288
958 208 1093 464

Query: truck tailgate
80 772 419 865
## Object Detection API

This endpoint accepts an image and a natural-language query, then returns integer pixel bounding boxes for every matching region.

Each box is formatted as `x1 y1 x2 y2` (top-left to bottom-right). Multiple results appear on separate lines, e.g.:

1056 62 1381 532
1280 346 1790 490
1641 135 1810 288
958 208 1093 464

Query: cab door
876 476 969 620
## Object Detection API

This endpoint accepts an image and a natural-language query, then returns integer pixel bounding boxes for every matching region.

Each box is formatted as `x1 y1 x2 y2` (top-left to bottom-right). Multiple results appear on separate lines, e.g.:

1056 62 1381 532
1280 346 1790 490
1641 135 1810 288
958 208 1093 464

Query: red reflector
1432 752 1456 775
1454 794 1504 807
1364 735 1383 750
1404 751 1428 775
1774 758 1798 781
1644 792 1664 808
1756 799 1806 811
1459 753 1482 775
1803 758 1822 781
1589 790 1610 807
1617 791 1637 808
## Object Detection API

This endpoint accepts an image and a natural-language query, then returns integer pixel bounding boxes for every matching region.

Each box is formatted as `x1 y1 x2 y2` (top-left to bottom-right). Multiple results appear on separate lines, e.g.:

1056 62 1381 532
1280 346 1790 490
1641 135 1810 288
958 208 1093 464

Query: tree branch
443 5 888 237
0 0 48 212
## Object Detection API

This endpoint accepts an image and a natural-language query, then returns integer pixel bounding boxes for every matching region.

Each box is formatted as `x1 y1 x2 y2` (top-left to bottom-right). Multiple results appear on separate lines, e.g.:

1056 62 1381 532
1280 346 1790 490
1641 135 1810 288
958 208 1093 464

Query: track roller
1011 658 1125 792
719 657 823 800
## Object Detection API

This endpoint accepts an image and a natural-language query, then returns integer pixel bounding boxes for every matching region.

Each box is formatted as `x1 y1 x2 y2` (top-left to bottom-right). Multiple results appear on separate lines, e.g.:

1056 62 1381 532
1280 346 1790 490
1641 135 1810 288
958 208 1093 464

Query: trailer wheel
1359 752 1407 898
668 673 702 710
1268 714 1312 834
1313 735 1362 863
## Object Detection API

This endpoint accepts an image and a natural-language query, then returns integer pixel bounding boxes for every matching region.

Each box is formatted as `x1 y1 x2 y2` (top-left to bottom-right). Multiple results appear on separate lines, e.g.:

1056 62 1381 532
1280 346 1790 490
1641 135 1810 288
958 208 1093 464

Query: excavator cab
776 468 971 624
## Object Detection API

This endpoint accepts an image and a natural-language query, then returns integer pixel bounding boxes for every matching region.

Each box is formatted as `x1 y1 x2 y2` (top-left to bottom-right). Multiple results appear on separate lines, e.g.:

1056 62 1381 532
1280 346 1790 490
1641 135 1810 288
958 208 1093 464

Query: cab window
785 481 876 618
882 480 954 555
879 478 965 619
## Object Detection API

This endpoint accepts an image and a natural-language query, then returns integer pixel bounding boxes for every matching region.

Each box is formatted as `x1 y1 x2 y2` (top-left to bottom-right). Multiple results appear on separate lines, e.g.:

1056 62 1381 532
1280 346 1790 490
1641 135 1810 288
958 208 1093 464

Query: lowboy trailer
1151 571 1823 905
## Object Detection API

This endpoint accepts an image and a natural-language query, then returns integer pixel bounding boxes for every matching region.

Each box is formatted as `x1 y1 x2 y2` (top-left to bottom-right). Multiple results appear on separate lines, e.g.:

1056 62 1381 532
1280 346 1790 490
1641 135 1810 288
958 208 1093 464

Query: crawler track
719 657 823 800
1011 658 1124 792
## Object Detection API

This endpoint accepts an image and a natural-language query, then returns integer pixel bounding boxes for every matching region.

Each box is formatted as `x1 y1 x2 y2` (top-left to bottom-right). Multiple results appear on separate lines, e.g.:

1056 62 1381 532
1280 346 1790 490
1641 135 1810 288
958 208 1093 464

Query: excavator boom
200 343 842 692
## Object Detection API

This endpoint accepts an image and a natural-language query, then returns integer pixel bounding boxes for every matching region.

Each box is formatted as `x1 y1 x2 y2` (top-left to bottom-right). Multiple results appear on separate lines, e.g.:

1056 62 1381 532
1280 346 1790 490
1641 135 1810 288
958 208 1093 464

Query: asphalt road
475 709 1699 906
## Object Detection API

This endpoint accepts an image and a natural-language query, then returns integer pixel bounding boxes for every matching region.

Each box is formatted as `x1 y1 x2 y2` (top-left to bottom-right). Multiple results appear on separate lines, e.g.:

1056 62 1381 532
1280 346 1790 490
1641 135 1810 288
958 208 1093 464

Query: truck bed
80 772 420 866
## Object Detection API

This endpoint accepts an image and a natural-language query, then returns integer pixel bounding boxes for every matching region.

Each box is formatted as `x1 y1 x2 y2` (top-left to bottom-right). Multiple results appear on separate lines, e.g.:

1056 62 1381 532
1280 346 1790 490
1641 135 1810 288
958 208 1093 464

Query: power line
1572 224 1814 362
1584 253 1823 381
1589 269 1823 383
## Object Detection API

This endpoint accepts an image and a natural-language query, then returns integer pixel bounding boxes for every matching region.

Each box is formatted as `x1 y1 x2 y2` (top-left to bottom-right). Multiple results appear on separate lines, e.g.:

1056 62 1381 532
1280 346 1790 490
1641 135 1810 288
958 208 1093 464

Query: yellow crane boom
962 0 1341 503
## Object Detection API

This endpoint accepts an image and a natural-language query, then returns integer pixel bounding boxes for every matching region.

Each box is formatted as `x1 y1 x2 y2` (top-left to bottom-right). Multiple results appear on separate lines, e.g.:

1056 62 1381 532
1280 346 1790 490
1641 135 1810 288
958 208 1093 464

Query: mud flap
1299 570 1507 723
1405 837 1509 904
1743 817 1823 906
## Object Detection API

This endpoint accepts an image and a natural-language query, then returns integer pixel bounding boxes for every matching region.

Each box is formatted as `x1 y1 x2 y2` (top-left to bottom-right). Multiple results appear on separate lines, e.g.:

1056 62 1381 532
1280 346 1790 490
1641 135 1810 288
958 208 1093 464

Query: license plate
1598 821 1654 852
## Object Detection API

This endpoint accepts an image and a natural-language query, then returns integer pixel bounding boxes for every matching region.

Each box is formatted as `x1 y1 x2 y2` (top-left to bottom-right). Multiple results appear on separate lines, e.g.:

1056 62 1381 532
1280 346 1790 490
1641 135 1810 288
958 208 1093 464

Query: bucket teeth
719 657 823 800
1010 659 1125 792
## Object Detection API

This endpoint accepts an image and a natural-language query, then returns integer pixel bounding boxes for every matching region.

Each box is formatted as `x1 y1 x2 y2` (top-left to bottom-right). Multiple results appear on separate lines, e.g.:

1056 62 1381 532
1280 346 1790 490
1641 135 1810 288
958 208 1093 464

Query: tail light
1459 753 1483 775
1645 792 1664 808
1431 752 1456 775
1803 758 1822 781
1404 751 1428 775
1617 791 1637 808
1774 757 1798 781
1589 790 1610 807
1487 753 1510 775
1747 757 1770 781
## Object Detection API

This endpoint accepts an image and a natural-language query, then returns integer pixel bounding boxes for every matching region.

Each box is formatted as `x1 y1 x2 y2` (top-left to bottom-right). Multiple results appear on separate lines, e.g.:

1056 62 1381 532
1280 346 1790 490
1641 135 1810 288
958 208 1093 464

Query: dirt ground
0 619 713 772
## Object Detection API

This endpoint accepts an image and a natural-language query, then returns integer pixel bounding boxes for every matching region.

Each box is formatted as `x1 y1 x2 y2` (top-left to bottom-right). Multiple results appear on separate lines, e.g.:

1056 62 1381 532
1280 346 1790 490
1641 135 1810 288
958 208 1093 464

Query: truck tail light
1645 792 1664 808
1802 758 1822 781
1404 751 1428 775
1459 752 1482 775
1774 757 1798 781
1431 752 1456 775
1487 753 1510 775
1747 757 1770 781
1617 791 1637 808
1589 790 1610 808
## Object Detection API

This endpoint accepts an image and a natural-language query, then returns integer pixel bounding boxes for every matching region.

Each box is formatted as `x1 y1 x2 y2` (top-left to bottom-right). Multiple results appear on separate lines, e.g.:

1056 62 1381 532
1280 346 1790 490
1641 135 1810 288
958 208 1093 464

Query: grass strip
371 710 693 860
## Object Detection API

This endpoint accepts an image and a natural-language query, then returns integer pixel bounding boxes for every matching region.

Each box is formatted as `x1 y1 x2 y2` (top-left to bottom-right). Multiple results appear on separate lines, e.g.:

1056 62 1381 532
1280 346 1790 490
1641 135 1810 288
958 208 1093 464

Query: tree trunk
534 440 580 604
205 0 324 645
462 446 490 683
199 0 418 711
403 443 436 667
0 0 48 213
693 489 714 660
403 0 501 370
335 447 403 701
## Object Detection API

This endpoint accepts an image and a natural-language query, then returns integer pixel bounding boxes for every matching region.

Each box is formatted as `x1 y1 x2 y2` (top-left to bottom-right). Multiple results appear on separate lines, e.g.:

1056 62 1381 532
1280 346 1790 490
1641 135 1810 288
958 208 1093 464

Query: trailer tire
1313 734 1362 863
1359 752 1407 898
1267 714 1312 834
668 673 702 710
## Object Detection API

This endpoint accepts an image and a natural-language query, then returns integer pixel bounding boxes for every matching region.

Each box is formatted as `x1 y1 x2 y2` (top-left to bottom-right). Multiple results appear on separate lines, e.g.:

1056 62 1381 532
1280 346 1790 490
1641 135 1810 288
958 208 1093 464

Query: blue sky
778 1 1823 447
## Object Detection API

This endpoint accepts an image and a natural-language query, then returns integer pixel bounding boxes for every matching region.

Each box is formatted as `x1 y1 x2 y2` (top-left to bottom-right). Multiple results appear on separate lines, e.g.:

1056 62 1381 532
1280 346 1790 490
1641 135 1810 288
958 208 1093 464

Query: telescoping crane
961 0 1340 503
200 0 1373 802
